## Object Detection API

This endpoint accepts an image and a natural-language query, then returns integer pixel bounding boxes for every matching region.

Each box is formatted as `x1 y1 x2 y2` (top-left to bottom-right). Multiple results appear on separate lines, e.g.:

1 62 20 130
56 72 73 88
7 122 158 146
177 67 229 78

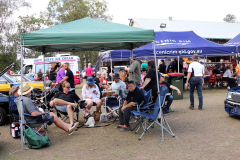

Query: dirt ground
1 84 240 160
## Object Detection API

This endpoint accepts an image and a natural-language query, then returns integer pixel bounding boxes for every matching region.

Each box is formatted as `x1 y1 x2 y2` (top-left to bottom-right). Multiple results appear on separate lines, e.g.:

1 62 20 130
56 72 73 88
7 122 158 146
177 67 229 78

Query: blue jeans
189 77 203 109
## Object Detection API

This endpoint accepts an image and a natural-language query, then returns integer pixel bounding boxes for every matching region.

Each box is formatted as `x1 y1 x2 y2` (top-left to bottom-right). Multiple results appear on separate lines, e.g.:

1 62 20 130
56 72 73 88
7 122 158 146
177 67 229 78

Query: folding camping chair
131 85 175 140
103 96 120 122
206 74 217 90
8 95 20 135
130 89 154 131
15 98 50 143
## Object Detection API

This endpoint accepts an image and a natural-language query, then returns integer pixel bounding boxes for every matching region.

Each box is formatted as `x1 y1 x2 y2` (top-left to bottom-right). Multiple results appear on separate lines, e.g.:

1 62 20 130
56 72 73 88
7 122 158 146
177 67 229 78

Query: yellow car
0 74 44 92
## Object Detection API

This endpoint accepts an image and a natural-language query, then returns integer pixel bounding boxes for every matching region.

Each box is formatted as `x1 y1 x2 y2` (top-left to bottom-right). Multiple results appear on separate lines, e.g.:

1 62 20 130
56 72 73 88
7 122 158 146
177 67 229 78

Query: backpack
11 122 21 139
24 128 50 149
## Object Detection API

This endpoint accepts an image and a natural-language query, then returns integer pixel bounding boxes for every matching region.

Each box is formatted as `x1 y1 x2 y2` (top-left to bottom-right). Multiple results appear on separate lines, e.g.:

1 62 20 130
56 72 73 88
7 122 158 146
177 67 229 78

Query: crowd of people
8 54 240 138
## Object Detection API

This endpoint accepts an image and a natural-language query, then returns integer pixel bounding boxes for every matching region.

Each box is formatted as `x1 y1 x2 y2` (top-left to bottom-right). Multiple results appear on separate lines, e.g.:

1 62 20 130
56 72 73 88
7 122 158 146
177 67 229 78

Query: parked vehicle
0 74 45 92
225 87 240 116
23 53 83 85
0 93 9 125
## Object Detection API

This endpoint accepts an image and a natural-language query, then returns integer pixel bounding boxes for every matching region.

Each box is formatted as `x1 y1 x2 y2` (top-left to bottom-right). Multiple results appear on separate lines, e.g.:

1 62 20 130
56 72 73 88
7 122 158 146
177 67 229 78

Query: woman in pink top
85 63 93 77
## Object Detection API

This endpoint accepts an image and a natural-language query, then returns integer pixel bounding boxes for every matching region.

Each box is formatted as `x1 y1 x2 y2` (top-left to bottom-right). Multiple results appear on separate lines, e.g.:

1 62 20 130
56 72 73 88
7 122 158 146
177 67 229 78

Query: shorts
55 105 75 113
42 113 54 125
238 76 240 84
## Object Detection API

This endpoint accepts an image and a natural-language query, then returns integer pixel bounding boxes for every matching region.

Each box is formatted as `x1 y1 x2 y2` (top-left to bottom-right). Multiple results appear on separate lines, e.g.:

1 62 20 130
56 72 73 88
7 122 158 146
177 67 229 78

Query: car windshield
2 74 17 83
11 75 31 82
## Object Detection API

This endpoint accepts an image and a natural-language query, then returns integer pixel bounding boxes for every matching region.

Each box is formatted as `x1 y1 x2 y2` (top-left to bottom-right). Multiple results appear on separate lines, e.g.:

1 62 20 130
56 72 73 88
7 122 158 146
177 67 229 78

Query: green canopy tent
19 17 157 150
21 17 156 52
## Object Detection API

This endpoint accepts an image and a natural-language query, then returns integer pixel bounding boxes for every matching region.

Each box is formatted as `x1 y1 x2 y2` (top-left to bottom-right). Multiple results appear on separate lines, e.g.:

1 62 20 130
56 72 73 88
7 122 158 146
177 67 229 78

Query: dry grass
1 85 240 160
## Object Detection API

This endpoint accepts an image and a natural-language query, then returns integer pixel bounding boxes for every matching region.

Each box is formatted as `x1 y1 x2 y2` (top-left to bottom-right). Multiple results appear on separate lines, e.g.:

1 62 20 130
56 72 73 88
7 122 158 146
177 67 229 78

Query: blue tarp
224 33 240 53
102 31 237 61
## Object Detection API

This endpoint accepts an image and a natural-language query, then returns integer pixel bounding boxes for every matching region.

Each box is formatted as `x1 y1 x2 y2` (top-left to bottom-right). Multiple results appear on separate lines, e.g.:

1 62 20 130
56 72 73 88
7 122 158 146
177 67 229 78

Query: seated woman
222 65 237 89
9 86 20 119
82 77 102 113
99 72 109 89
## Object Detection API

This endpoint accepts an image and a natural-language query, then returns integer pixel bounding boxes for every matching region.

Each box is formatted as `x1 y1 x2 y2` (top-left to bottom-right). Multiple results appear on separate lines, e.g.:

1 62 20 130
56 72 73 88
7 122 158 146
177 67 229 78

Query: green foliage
223 14 237 23
47 0 112 24
0 0 112 71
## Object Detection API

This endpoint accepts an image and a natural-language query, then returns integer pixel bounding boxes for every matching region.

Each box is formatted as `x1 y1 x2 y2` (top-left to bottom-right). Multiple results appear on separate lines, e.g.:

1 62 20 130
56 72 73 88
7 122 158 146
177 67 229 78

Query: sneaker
227 86 230 90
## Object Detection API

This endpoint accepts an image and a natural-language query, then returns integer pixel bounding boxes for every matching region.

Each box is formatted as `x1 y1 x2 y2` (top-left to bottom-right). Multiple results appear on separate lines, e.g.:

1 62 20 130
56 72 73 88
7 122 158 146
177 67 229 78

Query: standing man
186 54 204 110
169 59 177 73
125 55 141 86
59 62 75 92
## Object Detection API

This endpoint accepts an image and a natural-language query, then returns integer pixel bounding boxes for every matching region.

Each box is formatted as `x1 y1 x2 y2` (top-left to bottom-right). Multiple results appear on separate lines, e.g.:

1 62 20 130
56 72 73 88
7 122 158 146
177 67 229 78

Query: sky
16 0 240 25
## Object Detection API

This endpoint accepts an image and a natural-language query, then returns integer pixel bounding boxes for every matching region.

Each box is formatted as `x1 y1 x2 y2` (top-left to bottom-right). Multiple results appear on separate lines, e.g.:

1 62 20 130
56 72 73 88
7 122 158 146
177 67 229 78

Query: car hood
228 86 240 93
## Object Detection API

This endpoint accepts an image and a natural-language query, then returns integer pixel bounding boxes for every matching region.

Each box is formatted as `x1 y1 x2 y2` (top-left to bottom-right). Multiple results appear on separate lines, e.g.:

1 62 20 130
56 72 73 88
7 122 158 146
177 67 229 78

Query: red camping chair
206 74 217 90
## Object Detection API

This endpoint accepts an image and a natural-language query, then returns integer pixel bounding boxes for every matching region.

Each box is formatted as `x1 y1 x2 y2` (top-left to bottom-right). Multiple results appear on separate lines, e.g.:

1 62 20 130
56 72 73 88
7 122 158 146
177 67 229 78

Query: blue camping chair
103 96 120 122
9 95 20 134
15 98 50 143
131 86 175 140
130 89 155 130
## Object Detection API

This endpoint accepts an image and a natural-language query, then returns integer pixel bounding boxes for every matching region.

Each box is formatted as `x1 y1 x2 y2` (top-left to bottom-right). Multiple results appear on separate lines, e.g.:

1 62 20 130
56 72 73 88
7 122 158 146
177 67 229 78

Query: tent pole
132 50 135 84
43 48 47 107
178 56 179 73
111 59 113 81
153 41 164 141
20 39 24 150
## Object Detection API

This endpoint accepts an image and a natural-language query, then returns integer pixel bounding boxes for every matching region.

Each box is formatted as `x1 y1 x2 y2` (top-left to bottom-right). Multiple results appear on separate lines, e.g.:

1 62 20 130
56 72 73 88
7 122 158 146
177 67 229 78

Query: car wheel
0 107 7 126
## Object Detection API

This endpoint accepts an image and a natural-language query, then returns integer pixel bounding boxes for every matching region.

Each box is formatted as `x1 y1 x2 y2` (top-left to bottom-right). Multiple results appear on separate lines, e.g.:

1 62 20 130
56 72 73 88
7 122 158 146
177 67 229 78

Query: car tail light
76 71 79 74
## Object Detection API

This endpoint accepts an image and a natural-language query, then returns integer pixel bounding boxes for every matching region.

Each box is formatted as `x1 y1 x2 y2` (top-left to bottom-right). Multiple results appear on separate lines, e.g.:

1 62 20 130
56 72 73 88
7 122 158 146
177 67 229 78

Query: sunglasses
65 86 71 89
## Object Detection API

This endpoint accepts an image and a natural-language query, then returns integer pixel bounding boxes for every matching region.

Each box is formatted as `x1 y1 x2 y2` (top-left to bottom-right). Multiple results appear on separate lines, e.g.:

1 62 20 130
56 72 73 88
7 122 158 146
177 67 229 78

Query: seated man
116 81 144 131
101 73 126 100
19 83 79 135
159 73 181 114
50 82 80 128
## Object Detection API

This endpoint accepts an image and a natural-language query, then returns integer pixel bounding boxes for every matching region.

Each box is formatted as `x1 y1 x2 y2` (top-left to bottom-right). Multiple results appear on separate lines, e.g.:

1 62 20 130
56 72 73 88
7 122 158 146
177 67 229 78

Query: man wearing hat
159 73 181 114
186 54 205 110
19 83 79 135
125 54 141 86
108 73 126 96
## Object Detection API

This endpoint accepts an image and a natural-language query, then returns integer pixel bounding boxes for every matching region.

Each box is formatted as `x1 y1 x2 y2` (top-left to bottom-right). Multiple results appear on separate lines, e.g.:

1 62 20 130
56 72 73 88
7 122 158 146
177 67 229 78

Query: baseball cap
97 71 101 75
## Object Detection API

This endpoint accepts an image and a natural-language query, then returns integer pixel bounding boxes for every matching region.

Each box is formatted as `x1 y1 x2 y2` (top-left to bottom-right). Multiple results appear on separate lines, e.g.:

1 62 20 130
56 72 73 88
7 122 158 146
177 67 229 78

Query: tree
46 0 113 69
0 0 30 71
47 0 112 24
17 12 53 58
223 14 237 23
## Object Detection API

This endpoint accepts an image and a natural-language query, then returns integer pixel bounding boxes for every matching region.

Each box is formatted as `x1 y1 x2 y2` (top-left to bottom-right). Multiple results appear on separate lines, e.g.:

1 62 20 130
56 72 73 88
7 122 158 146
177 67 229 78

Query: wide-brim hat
86 77 96 84
18 83 33 95
113 73 120 79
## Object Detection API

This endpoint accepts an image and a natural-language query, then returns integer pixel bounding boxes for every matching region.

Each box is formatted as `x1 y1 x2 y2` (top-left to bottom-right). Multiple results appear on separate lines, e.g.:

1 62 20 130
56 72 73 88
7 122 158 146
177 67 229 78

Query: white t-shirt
82 84 100 102
188 61 204 76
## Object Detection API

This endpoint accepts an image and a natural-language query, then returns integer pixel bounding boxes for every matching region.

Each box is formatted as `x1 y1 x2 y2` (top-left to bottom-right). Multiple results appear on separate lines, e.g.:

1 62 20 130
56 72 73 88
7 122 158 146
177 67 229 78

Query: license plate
234 108 240 114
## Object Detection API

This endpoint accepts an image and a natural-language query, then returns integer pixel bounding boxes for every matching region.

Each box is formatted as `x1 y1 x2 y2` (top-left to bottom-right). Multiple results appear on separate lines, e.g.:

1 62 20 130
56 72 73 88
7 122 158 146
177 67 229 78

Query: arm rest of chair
24 112 50 118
